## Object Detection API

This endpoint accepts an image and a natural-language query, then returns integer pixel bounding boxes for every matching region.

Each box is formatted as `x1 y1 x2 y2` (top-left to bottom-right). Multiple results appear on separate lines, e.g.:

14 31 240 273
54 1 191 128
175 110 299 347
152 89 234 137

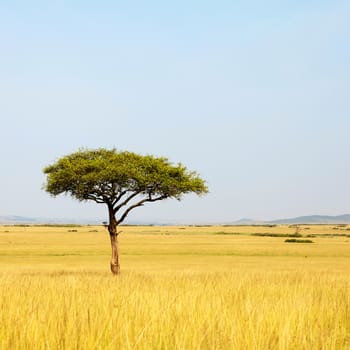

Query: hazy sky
0 1 349 223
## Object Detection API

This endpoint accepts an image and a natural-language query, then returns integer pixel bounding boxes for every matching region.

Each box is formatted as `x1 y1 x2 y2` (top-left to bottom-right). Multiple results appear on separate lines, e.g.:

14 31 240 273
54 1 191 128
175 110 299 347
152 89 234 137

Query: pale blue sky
0 1 349 223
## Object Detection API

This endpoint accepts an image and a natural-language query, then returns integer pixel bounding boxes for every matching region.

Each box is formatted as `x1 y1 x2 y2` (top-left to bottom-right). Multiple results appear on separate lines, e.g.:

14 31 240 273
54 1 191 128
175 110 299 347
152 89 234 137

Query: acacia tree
43 148 208 274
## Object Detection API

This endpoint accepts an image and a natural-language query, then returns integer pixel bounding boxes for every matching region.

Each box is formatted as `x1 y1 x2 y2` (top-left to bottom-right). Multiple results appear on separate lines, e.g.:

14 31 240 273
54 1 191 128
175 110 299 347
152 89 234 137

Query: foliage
43 148 208 224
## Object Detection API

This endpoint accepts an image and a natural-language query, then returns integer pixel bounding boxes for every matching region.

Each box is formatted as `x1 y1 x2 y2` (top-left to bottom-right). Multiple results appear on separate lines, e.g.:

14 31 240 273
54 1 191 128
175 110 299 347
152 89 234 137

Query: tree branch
87 194 106 204
113 190 143 214
117 194 168 224
112 190 128 207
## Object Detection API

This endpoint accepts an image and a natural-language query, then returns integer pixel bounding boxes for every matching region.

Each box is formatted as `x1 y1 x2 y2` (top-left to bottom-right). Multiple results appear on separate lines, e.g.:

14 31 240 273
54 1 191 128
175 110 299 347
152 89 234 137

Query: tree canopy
43 148 208 225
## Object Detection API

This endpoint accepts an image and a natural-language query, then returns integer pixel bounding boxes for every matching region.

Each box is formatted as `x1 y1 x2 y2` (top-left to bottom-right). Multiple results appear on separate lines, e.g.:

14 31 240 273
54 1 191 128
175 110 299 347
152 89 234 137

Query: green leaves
43 148 208 223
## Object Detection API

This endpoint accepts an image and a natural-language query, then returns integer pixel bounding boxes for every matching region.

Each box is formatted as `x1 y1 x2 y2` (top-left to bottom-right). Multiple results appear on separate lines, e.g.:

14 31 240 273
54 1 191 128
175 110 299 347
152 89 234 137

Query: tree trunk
108 208 120 275
109 232 120 275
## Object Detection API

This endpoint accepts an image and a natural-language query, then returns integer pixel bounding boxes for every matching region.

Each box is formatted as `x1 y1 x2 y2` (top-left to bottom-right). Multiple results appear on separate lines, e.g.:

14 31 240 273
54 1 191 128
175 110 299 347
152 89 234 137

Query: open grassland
0 225 350 349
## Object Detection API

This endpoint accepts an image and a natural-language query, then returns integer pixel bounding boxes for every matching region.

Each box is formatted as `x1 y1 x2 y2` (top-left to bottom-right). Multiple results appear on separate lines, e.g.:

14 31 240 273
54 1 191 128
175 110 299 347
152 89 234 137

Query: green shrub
252 233 302 238
285 239 314 243
214 232 243 235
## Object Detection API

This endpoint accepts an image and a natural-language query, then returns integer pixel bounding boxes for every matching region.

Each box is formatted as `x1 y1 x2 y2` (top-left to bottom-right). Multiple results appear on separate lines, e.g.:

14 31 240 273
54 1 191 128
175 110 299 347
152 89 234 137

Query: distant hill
0 215 100 225
232 214 350 225
0 215 39 224
231 218 262 225
1 214 350 226
269 214 350 224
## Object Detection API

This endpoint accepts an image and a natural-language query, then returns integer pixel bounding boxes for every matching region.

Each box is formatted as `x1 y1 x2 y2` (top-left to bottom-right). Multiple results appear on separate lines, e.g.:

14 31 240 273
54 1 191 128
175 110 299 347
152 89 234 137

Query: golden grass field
0 224 349 349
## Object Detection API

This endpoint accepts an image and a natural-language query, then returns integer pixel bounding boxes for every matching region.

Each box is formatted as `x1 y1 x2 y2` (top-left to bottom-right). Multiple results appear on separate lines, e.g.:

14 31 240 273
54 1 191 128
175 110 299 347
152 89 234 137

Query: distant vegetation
37 224 82 228
252 232 302 238
285 239 314 243
4 224 83 228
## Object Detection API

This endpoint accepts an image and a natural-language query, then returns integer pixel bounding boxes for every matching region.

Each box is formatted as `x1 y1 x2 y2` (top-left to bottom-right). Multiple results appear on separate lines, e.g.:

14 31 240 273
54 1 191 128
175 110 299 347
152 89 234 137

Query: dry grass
0 225 349 349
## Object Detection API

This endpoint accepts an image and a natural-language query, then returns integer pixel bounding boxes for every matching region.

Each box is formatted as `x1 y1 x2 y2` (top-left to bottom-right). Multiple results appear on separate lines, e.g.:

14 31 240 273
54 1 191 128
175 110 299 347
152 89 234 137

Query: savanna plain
0 224 349 350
